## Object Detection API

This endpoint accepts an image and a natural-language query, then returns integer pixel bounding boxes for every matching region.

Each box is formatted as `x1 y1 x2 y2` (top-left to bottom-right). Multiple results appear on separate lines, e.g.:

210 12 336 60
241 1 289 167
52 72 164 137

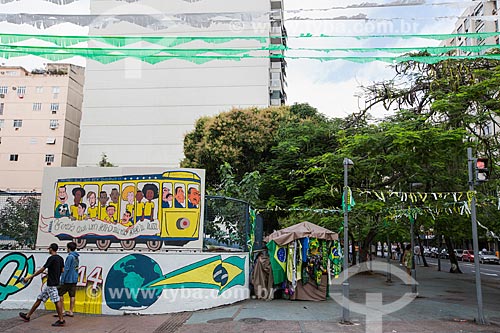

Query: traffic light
475 158 489 182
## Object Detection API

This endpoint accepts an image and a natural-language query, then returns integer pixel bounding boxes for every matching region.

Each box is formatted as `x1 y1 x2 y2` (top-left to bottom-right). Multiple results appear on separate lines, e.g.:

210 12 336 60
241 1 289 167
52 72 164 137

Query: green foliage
98 153 115 167
182 106 290 184
184 60 500 249
0 197 40 248
204 163 261 249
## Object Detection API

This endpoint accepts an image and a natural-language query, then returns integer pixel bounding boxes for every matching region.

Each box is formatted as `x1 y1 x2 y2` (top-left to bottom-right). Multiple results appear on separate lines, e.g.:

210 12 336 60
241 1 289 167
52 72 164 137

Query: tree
359 54 500 270
98 153 115 167
0 196 40 248
182 106 290 185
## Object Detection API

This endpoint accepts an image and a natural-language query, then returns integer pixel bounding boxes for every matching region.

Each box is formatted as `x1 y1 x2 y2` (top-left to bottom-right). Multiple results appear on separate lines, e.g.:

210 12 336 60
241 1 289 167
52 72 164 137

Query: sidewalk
2 259 500 333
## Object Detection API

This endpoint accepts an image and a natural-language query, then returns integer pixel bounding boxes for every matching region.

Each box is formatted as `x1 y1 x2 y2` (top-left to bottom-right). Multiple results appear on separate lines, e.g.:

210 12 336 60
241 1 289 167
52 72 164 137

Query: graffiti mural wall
0 251 249 314
37 167 205 251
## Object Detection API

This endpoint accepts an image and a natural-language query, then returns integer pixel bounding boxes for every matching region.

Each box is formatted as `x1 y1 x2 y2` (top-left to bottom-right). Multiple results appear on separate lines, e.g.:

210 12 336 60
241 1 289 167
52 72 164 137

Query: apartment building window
50 103 59 113
13 119 23 128
0 102 4 115
0 86 8 94
0 119 4 128
30 137 37 144
45 154 55 163
33 102 42 111
271 72 281 88
17 86 26 96
52 86 60 99
46 137 56 144
50 119 59 129
9 154 19 161
36 86 43 93
5 71 18 76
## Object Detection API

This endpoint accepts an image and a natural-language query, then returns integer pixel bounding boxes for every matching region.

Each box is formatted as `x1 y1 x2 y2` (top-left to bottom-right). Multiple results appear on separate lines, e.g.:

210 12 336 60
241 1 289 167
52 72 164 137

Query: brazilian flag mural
143 255 245 295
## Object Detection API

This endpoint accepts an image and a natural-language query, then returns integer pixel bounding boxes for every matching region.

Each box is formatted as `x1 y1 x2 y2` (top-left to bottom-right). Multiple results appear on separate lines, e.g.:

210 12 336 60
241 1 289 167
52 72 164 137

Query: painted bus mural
37 168 205 251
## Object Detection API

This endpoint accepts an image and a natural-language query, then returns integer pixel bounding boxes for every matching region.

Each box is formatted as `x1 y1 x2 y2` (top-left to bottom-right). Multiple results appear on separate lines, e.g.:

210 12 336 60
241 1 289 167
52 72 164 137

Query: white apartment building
442 0 500 138
442 0 500 52
77 0 286 168
0 64 85 192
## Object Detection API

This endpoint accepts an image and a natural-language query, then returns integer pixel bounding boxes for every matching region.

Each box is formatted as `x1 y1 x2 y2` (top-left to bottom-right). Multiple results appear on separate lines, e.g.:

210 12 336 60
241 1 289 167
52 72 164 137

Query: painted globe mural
104 254 163 310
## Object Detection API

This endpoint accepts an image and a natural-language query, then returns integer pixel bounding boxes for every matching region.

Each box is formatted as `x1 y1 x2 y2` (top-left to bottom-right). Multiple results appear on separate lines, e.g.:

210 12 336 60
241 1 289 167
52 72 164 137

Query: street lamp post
409 182 423 294
342 158 354 324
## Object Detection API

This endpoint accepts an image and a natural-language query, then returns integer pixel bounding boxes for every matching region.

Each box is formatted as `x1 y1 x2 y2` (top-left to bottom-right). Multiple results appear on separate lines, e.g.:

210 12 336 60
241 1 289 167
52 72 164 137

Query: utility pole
467 147 488 325
342 158 353 324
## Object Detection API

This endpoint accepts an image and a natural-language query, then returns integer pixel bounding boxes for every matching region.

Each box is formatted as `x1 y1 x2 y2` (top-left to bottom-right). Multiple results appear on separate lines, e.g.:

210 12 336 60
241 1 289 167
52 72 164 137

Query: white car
478 251 500 264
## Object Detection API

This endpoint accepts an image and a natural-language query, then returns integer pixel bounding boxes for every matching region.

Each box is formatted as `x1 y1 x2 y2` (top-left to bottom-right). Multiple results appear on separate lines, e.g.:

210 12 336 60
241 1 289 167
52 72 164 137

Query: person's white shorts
37 286 60 303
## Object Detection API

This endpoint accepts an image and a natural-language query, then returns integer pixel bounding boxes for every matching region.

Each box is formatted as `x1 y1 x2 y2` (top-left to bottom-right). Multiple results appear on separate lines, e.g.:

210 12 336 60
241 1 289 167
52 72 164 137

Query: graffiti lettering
0 252 35 303
53 221 76 233
147 221 158 230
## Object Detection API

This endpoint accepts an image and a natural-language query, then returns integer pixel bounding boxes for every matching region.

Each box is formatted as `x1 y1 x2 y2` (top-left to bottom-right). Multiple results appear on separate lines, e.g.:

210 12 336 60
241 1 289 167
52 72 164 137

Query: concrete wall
0 250 249 315
77 0 273 168
38 167 206 252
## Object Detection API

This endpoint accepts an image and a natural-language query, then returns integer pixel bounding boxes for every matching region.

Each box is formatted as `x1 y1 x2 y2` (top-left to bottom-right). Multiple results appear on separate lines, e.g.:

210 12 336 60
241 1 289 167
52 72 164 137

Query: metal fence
0 191 41 211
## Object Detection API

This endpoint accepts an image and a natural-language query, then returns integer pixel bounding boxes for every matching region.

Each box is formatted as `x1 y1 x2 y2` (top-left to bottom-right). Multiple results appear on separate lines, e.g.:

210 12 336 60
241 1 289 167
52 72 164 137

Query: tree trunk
417 233 429 267
445 236 462 274
359 228 378 263
349 231 356 265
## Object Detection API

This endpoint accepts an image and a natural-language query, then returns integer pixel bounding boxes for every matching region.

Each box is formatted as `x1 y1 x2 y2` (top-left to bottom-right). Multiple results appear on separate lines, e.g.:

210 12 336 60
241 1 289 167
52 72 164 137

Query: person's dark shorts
58 283 77 297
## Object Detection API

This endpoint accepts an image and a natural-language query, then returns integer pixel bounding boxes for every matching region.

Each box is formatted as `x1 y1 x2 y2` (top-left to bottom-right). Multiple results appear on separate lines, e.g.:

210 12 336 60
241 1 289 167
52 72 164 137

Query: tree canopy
182 56 500 266
0 196 40 248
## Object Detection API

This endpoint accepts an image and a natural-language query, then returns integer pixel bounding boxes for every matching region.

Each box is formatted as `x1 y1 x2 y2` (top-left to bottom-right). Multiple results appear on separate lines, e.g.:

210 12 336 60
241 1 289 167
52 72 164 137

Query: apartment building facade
442 0 500 138
0 64 85 191
442 0 500 51
77 0 286 168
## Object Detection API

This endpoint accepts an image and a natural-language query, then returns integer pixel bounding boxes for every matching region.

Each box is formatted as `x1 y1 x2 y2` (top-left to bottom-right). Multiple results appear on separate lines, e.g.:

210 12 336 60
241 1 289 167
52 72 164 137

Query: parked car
462 250 474 262
439 249 449 259
454 249 463 261
429 247 439 258
478 251 500 264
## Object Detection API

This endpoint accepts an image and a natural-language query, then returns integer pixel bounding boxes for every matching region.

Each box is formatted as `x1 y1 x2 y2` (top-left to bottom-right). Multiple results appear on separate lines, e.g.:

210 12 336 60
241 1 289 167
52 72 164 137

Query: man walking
19 243 66 327
57 241 80 317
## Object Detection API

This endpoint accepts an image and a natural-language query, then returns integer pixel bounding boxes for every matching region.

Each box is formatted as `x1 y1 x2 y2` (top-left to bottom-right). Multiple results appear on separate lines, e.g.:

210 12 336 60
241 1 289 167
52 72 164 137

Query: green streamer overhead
1 32 500 48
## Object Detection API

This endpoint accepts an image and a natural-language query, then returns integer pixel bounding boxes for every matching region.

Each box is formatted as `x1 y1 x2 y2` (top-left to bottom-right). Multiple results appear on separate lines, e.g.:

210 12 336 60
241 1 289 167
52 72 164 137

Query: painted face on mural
88 192 96 207
136 190 144 202
162 187 170 201
58 186 68 204
72 188 85 205
127 191 134 204
106 205 116 217
188 188 200 206
110 188 119 203
99 191 109 206
121 211 132 223
77 203 85 216
175 187 185 204
146 189 154 201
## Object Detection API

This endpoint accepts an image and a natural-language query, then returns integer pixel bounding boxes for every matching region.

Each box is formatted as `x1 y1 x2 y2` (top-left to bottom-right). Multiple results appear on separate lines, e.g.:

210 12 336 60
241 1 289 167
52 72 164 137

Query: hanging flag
342 186 356 212
266 240 287 285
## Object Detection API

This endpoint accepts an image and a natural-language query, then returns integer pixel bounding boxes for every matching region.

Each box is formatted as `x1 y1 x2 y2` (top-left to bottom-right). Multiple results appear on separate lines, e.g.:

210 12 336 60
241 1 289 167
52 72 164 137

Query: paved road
423 257 500 278
2 258 500 333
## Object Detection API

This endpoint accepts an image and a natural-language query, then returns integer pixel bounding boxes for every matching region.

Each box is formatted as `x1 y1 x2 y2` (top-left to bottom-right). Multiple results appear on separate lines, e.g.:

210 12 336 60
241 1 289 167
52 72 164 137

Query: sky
0 0 472 119
283 0 468 119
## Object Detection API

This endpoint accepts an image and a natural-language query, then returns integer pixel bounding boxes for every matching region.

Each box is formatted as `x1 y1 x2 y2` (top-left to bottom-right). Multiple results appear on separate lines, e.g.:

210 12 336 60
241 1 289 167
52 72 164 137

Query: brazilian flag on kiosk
266 240 287 285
